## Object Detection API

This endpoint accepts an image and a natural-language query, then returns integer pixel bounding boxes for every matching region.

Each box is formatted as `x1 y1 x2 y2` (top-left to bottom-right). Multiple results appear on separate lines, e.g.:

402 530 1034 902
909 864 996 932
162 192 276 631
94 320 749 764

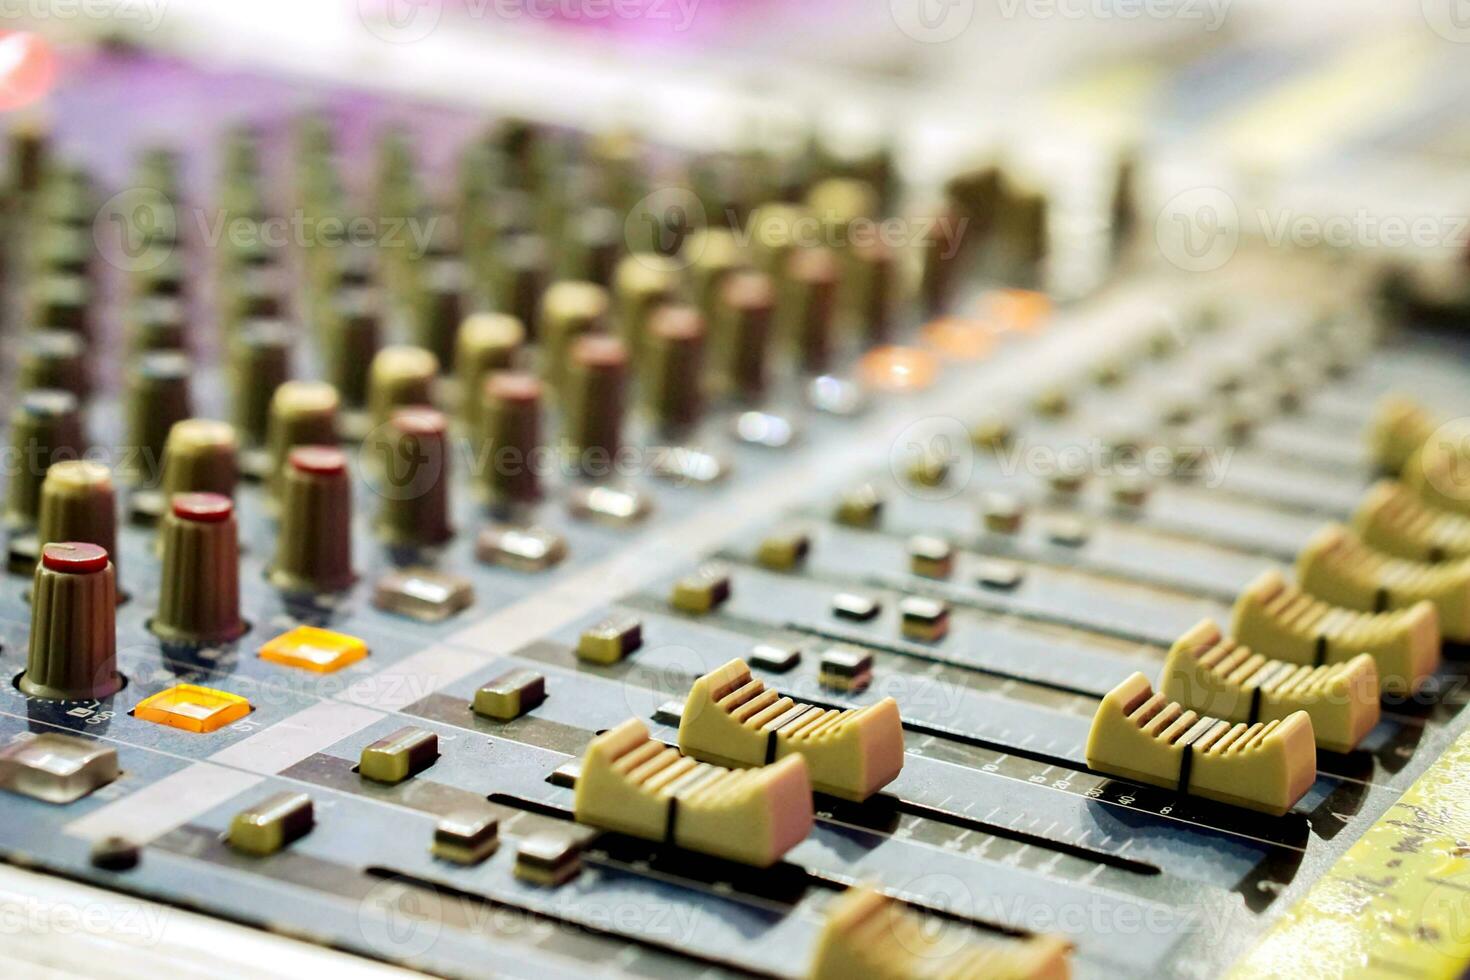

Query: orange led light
134 684 252 733
259 626 368 673
920 317 996 361
977 289 1052 333
858 345 940 392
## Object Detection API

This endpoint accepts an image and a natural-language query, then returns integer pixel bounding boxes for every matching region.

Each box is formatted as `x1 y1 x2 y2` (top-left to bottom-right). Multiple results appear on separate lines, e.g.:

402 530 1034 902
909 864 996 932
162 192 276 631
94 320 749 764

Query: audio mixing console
3 22 1470 980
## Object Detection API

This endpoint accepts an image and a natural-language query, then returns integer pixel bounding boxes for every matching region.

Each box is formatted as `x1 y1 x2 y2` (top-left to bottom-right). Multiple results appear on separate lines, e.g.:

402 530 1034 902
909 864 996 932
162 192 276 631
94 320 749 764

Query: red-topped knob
41 541 109 575
172 492 233 523
289 445 347 476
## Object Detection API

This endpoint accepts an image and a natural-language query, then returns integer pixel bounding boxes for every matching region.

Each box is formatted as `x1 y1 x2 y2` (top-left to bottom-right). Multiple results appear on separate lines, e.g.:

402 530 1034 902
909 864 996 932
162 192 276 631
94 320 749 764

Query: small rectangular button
359 726 439 784
133 684 252 733
259 626 368 674
229 791 313 856
473 669 547 721
0 733 118 803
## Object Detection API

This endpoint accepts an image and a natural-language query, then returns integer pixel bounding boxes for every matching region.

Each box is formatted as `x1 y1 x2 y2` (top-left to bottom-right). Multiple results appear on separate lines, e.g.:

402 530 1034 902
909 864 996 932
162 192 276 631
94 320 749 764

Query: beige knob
538 281 608 390
161 419 239 500
266 381 339 498
685 227 743 318
563 335 627 477
374 408 453 548
614 254 680 352
37 462 117 581
368 345 437 426
6 391 84 528
22 543 122 700
479 372 543 512
456 313 524 425
269 446 354 595
749 203 810 278
153 494 245 647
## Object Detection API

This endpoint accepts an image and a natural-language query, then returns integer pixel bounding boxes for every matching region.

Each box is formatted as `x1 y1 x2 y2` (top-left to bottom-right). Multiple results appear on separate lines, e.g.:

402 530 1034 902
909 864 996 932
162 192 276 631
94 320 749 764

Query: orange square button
134 684 252 733
259 626 368 673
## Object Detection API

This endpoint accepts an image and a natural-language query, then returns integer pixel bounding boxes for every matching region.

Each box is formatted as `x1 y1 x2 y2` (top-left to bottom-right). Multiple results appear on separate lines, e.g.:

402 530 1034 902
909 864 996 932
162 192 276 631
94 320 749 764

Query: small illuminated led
133 684 251 733
259 626 368 673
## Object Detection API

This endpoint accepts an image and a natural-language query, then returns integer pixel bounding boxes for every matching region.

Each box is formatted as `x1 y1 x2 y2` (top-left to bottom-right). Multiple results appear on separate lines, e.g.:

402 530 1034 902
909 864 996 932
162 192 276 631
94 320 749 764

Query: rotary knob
5 390 83 529
269 446 355 595
374 409 453 549
160 419 239 500
479 372 543 514
21 543 122 700
153 494 245 647
37 461 118 586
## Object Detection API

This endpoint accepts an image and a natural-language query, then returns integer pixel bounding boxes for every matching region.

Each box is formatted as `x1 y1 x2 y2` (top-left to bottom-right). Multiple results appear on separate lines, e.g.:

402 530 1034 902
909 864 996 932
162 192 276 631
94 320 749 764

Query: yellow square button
134 684 252 733
259 626 368 673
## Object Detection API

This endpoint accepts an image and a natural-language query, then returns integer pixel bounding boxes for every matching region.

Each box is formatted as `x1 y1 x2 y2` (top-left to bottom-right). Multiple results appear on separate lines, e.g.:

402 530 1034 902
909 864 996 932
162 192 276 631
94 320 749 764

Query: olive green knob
685 227 743 318
125 351 192 486
161 419 239 500
643 305 705 437
494 234 548 341
806 178 878 237
322 287 380 409
538 281 608 390
22 543 122 701
850 240 896 346
127 296 187 353
413 258 467 370
374 409 453 549
31 272 91 337
19 330 87 399
266 381 339 498
479 372 543 511
153 493 245 647
6 390 84 528
37 461 117 581
368 346 437 427
563 335 627 477
749 203 810 277
613 253 680 351
712 271 775 401
269 446 354 595
230 321 291 448
782 247 840 375
455 313 524 425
